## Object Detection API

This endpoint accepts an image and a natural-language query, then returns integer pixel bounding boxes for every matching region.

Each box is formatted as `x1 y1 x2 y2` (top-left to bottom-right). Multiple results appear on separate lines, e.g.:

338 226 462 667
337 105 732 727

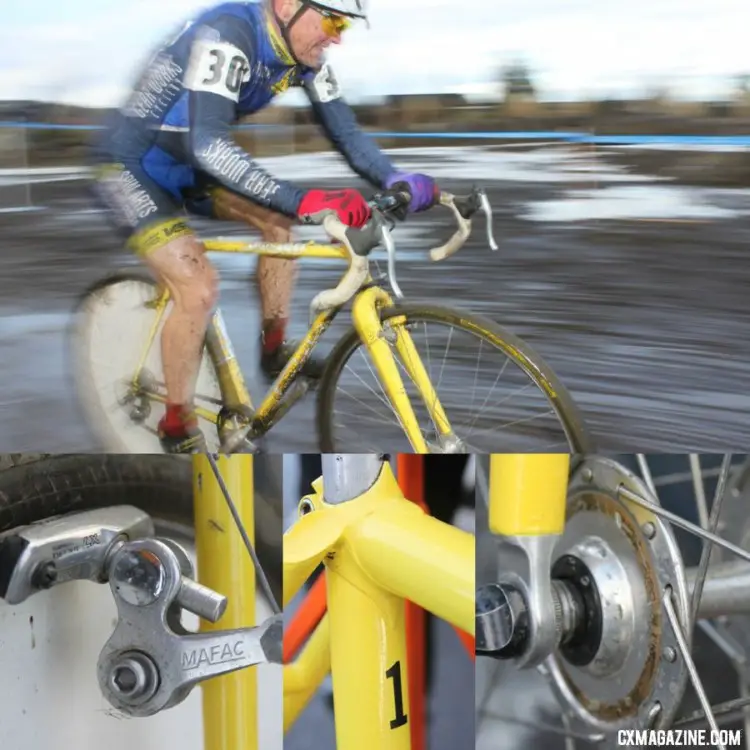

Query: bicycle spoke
480 708 605 744
336 383 408 433
346 352 402 417
690 454 732 630
561 711 582 750
461 359 514 435
435 325 454 394
470 338 484 416
663 587 725 748
388 340 436 439
690 454 710 529
636 454 659 498
465 380 537 439
332 399 409 431
617 485 750 565
465 407 559 443
332 422 382 452
423 321 432 395
698 620 748 666
739 677 750 747
677 696 750 729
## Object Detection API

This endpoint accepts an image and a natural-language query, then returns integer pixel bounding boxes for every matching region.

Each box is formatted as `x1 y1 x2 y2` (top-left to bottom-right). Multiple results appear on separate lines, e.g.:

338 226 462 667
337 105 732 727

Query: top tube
321 454 388 505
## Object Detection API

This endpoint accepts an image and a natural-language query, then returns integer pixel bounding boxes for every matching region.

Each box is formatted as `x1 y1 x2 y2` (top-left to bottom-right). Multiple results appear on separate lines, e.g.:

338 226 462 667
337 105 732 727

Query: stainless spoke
352 349 400 413
637 454 659 498
561 711 581 750
336 385 407 433
690 454 710 529
464 377 533 438
676 695 750 729
617 486 750 565
480 709 605 744
740 676 750 750
663 587 724 749
698 620 748 666
465 406 558 442
690 454 732 630
435 325 454 394
462 357 511 434
470 338 484 416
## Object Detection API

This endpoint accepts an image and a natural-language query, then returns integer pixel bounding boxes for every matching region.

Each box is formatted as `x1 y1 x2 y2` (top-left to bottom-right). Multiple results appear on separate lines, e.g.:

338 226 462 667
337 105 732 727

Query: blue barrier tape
0 122 749 145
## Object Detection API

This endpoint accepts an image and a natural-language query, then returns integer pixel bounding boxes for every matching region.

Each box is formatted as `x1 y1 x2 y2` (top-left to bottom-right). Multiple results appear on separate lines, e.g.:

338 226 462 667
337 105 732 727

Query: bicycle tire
69 272 225 454
316 304 594 453
0 454 282 605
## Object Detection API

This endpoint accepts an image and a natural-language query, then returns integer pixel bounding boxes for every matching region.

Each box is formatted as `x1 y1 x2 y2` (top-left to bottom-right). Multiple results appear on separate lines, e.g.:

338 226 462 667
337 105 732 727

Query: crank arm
0 506 154 604
98 538 282 717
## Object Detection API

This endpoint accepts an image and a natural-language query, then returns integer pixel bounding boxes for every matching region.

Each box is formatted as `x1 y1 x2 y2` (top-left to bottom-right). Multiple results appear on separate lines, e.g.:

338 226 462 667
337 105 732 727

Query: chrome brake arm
97 538 282 717
0 506 154 604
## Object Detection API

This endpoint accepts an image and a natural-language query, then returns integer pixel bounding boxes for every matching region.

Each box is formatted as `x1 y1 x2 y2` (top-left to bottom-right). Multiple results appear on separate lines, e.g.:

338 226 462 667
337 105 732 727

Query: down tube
326 557 411 750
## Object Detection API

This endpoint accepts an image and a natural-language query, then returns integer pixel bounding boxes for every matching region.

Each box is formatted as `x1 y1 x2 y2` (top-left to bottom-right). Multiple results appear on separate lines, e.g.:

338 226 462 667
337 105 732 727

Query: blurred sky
3 0 750 107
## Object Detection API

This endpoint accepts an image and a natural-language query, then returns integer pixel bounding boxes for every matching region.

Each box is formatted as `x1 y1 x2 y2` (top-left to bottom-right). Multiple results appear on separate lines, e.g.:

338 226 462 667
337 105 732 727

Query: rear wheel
70 272 225 453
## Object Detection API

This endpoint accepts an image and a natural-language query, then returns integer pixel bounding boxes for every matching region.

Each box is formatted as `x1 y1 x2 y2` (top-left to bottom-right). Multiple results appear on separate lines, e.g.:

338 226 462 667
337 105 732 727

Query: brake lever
378 213 403 300
477 189 499 251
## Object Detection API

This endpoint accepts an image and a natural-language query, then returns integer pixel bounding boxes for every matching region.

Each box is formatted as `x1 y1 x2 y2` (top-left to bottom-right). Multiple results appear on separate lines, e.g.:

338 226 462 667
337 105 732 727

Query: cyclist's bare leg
210 187 296 349
143 235 219 416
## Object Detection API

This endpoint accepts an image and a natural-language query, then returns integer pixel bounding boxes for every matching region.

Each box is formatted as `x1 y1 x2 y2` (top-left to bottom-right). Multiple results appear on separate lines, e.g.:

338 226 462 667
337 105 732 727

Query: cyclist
90 0 440 453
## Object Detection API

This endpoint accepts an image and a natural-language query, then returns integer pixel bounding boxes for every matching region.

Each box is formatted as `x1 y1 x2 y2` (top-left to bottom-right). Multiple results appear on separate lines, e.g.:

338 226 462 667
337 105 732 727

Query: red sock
262 318 287 354
161 403 197 436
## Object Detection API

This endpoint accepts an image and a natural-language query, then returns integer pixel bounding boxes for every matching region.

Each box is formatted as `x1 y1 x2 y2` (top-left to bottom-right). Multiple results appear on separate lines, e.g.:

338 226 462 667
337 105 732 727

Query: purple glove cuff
384 172 437 212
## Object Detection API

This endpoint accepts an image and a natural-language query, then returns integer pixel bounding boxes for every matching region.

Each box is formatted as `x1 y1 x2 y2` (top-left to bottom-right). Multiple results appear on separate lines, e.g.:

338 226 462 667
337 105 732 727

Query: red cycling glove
298 189 371 228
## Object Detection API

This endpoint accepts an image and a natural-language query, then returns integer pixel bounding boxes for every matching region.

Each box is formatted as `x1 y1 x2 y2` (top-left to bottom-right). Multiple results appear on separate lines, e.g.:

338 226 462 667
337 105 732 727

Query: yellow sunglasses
317 8 352 36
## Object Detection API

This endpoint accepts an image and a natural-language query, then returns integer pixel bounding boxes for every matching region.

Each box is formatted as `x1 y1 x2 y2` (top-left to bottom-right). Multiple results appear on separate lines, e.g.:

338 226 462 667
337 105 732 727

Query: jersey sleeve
182 16 305 216
303 64 394 188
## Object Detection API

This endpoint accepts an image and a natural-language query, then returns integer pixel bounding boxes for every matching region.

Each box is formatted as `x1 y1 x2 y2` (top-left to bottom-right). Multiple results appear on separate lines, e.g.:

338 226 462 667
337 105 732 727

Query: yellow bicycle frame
488 454 570 536
282 461 474 749
130 239 455 452
192 454 259 750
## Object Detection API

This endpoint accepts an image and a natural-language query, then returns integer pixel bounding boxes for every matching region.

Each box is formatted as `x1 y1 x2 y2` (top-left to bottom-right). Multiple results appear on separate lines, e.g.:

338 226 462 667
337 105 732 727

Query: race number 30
185 39 250 101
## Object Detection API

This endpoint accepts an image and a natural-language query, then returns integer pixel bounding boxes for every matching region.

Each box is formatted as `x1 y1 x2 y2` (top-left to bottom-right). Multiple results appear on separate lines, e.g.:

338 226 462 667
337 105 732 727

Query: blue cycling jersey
96 1 394 217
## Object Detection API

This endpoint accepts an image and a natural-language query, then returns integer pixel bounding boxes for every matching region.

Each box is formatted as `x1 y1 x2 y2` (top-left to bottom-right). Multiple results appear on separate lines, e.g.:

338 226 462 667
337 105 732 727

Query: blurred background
1 0 750 452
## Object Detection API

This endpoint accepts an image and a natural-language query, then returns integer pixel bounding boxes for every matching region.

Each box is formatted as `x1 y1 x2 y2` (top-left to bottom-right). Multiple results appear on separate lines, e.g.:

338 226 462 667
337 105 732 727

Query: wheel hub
544 456 690 733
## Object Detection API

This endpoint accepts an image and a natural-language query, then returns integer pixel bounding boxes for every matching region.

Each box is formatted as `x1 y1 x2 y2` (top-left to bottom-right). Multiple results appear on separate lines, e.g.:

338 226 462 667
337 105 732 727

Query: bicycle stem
310 186 497 316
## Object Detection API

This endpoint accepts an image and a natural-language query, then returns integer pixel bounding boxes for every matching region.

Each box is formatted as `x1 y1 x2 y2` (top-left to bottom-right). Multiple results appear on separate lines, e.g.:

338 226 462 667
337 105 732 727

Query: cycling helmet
303 0 367 19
